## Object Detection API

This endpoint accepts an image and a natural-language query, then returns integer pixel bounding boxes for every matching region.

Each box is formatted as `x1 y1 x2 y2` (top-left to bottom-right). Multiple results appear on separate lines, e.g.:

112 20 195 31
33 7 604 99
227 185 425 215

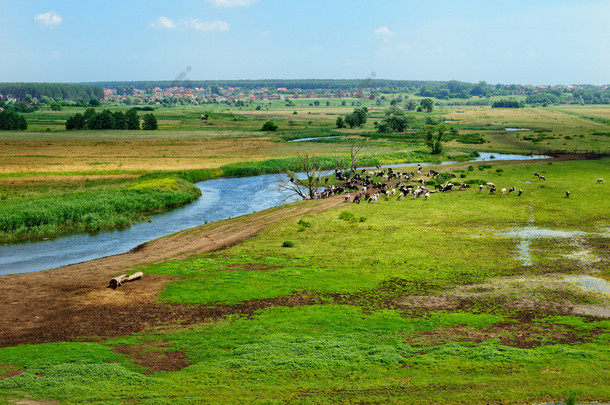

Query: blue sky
1 0 609 85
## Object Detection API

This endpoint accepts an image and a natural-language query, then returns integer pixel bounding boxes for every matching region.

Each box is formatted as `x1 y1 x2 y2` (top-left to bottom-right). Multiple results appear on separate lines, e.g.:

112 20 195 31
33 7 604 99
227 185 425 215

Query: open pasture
0 158 608 404
440 105 610 153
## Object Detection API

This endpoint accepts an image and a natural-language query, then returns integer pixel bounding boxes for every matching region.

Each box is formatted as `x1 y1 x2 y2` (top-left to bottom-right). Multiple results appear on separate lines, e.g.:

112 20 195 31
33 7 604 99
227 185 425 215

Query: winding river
0 152 547 276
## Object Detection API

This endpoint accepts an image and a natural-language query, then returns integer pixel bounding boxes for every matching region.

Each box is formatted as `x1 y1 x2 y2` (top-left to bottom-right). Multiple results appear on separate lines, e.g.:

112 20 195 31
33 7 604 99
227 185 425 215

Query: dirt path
0 197 343 347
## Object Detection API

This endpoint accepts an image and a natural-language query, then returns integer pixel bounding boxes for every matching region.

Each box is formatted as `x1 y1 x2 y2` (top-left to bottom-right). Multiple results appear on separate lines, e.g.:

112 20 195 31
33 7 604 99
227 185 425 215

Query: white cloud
34 11 62 28
185 19 229 31
150 16 176 29
373 26 395 41
150 17 228 32
206 0 258 7
150 17 176 30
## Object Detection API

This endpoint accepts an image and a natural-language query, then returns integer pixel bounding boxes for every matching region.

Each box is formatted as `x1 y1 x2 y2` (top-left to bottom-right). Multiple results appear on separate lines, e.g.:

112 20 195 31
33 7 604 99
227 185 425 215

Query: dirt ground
0 197 342 348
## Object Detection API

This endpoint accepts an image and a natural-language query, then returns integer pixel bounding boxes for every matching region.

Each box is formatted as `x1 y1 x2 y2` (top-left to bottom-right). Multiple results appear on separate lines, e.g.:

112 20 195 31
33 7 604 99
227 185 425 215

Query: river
0 152 548 275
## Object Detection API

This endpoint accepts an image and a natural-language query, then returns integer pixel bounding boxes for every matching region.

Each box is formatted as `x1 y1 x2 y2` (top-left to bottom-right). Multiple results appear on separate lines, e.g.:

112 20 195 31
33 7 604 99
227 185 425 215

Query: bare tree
348 140 367 174
279 154 329 200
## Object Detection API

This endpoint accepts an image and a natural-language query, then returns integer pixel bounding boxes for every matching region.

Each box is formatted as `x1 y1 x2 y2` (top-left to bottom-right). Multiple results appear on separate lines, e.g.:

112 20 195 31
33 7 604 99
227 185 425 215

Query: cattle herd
311 164 605 203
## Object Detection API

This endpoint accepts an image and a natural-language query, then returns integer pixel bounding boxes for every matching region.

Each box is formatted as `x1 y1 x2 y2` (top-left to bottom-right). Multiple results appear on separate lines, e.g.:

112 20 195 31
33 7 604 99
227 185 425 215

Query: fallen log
108 271 143 289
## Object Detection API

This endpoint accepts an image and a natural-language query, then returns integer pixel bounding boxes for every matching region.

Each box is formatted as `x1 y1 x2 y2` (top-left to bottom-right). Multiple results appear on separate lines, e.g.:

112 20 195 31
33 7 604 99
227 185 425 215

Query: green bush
262 121 278 131
282 241 294 248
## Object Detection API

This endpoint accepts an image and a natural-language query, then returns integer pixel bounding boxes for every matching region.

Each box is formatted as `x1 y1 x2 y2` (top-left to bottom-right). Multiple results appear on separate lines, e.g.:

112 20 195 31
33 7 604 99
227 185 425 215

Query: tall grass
0 175 201 243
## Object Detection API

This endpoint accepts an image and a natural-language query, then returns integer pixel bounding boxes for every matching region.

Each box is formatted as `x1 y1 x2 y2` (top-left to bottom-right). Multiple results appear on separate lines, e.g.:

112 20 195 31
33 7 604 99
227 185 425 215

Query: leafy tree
125 108 140 130
113 111 126 129
50 103 62 111
375 121 391 133
420 98 434 113
424 125 435 149
432 140 443 155
346 107 367 127
404 99 417 110
0 109 27 130
261 121 278 131
65 113 86 130
336 116 346 129
89 98 101 107
424 123 446 155
13 102 36 113
344 113 358 128
88 109 114 130
378 107 411 133
142 113 158 130
83 108 97 123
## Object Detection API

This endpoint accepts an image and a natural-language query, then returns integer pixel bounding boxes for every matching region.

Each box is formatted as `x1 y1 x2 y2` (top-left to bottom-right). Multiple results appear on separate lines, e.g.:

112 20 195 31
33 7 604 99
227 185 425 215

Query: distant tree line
65 108 157 131
492 100 523 108
0 83 103 101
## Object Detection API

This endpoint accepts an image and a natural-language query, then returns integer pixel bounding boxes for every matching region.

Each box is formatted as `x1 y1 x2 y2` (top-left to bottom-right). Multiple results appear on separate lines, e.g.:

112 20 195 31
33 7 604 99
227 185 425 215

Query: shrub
282 241 294 248
261 121 278 131
339 211 356 223
297 219 312 228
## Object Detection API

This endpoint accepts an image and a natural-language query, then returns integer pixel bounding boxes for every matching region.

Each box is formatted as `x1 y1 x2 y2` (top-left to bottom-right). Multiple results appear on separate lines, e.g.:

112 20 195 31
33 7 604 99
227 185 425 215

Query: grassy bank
0 174 203 243
1 158 608 404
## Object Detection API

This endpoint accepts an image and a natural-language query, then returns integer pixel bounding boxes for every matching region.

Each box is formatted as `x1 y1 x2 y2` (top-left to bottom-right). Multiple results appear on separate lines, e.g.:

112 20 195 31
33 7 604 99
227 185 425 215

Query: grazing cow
538 175 546 181
501 188 507 195
518 189 523 196
479 184 484 191
509 187 516 193
566 190 570 198
424 191 431 200
344 193 351 203
597 178 605 184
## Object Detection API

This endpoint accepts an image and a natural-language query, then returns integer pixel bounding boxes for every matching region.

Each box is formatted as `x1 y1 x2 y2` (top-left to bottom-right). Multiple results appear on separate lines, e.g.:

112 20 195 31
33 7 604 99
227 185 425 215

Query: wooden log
107 272 143 289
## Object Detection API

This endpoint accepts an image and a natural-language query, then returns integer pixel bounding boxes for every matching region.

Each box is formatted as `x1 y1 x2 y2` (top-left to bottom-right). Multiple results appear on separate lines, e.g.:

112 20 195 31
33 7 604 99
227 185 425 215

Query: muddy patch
112 341 192 374
394 273 610 318
402 322 603 349
0 291 323 347
0 364 24 380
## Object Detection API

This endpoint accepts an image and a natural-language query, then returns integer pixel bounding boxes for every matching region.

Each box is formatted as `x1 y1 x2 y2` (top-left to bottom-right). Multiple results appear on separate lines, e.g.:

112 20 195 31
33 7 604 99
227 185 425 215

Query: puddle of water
502 227 586 239
505 127 530 131
564 275 610 294
565 249 600 264
289 136 345 142
500 227 590 267
516 240 533 266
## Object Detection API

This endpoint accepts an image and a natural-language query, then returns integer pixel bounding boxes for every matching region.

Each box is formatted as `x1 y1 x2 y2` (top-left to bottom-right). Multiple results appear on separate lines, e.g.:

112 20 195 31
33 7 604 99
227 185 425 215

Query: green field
1 158 609 404
1 101 609 404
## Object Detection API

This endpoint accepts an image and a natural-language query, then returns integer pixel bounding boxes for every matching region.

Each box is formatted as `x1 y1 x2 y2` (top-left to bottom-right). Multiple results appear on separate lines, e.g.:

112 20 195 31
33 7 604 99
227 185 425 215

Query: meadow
0 158 608 404
0 101 609 404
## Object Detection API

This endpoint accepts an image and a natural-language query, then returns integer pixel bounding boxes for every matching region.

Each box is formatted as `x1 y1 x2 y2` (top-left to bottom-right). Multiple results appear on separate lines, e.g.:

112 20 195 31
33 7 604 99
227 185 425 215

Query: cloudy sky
1 0 609 85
